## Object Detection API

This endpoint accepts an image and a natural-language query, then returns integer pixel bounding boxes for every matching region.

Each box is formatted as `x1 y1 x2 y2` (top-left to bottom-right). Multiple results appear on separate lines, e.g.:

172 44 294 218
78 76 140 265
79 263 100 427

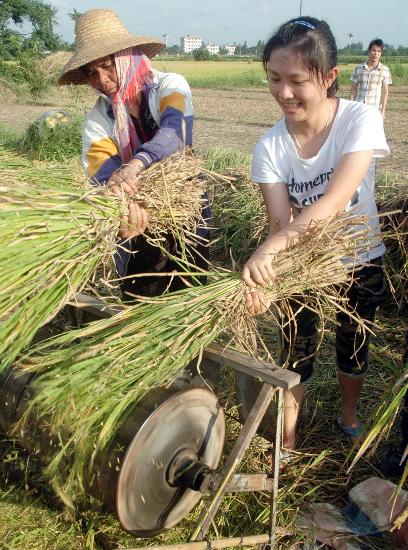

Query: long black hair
263 16 338 97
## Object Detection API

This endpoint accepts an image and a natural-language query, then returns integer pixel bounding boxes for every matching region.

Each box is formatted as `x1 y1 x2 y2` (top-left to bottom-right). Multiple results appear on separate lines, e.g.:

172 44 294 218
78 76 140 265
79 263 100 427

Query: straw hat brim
58 37 165 86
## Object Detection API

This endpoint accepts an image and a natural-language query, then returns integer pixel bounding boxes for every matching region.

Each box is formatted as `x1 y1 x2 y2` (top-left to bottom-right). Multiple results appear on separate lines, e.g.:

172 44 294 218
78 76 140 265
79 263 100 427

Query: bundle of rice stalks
211 169 267 265
378 192 408 310
19 212 371 500
0 146 84 189
0 151 209 372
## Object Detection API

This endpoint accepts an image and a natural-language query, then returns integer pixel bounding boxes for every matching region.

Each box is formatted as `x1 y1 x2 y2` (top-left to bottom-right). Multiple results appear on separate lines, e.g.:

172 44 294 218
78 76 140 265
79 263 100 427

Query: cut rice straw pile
0 150 211 372
19 212 373 501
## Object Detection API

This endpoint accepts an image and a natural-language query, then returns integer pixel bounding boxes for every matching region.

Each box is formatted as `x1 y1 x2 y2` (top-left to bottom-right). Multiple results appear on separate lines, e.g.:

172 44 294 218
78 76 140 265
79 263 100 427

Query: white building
181 35 203 53
225 45 236 56
206 43 220 55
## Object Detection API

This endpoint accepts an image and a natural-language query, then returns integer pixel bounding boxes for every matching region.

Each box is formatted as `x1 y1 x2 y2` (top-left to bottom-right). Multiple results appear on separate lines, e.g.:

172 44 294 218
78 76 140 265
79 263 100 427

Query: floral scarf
112 47 153 162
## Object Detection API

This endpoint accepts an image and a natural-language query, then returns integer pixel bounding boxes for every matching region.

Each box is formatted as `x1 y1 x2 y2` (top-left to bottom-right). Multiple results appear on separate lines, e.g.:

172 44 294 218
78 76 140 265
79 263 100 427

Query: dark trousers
281 260 388 383
121 232 209 300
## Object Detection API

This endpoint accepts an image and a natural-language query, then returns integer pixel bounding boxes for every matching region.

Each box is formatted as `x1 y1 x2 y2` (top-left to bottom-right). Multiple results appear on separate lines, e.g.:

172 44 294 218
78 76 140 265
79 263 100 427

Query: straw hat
58 9 165 86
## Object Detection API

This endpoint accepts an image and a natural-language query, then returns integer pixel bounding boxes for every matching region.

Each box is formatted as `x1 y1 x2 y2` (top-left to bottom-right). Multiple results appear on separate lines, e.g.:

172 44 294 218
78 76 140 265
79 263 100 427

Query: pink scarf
112 47 153 163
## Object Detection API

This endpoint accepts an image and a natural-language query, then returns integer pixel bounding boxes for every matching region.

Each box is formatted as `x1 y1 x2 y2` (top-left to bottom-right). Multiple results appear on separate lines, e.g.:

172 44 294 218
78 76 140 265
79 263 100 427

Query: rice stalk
347 371 408 488
210 169 266 265
18 212 373 501
378 193 408 310
0 150 210 372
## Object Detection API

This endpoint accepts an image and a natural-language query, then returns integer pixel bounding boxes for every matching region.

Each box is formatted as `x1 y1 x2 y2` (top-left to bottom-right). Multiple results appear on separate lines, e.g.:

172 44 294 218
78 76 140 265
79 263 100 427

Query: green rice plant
153 60 266 89
210 169 266 265
376 191 408 311
0 145 84 189
347 371 408 489
19 212 371 501
0 122 21 151
202 146 251 172
389 61 408 80
17 53 52 98
0 151 208 373
19 113 83 161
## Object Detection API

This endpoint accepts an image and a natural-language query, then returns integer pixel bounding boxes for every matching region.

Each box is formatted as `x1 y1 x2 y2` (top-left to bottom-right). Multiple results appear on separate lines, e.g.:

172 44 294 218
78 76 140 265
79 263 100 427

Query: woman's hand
118 202 148 240
241 245 276 315
242 245 276 288
244 287 271 316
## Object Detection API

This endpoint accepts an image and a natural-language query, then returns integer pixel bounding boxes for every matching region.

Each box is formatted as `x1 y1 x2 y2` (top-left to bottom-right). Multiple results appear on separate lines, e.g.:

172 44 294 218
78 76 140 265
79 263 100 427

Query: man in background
350 38 392 119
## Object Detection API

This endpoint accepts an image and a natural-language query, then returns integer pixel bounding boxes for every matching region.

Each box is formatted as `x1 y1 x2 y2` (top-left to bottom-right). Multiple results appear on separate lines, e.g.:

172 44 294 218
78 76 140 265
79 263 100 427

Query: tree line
1 0 408 60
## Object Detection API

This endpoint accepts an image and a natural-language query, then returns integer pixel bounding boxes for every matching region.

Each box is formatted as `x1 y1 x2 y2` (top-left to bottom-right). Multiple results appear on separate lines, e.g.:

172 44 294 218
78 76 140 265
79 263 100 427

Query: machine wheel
93 387 225 537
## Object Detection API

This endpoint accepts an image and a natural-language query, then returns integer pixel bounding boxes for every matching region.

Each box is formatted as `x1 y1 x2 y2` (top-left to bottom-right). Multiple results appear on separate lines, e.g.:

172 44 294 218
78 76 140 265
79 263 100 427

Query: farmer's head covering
58 9 164 86
112 47 153 162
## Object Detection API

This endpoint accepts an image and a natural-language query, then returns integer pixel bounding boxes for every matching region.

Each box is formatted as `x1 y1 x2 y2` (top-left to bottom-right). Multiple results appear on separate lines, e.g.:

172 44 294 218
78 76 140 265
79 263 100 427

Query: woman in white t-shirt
242 16 389 452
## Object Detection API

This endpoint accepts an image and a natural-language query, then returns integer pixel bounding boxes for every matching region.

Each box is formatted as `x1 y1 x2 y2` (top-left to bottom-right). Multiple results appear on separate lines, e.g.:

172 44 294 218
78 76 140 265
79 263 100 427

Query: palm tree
69 9 82 23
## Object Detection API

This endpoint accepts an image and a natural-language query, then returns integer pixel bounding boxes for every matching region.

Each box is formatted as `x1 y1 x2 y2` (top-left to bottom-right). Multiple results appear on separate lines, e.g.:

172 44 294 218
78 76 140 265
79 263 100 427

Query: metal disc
116 387 225 536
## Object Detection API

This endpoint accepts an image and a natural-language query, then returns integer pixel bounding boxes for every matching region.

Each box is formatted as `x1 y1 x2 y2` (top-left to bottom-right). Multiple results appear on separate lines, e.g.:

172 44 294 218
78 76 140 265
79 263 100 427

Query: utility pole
299 0 303 16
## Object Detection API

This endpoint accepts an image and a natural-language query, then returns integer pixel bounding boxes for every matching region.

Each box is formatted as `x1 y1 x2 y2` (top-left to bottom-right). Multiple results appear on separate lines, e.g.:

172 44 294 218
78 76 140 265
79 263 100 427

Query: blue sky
49 0 407 49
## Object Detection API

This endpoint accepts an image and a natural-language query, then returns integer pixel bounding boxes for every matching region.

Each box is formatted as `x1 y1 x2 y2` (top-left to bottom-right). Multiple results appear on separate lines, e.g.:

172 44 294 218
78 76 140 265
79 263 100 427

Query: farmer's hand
118 202 148 240
108 160 145 196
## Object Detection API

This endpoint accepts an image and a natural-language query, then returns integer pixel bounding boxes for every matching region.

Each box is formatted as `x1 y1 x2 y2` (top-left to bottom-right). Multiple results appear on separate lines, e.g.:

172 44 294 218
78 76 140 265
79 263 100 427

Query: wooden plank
269 388 283 549
203 343 300 390
224 474 274 493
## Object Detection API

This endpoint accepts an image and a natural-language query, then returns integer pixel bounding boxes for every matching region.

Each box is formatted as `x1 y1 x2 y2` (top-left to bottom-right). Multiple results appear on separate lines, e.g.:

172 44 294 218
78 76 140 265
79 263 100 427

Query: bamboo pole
128 533 270 550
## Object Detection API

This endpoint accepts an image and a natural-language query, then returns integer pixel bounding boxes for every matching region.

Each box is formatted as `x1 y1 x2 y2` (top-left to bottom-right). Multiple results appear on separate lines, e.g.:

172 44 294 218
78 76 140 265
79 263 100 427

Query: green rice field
153 59 408 88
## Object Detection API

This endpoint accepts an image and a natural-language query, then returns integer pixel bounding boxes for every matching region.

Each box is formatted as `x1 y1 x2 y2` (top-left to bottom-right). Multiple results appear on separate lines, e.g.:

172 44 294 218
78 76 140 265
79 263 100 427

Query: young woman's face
84 55 118 96
267 47 335 122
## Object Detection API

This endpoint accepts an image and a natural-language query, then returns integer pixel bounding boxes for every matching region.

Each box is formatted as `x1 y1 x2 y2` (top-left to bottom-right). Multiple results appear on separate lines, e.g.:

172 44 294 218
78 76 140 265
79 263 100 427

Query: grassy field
152 59 408 88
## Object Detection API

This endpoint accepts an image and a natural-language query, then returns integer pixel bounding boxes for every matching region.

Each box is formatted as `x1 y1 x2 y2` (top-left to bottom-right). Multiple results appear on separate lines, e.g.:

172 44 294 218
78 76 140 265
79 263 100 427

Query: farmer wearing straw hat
59 9 208 298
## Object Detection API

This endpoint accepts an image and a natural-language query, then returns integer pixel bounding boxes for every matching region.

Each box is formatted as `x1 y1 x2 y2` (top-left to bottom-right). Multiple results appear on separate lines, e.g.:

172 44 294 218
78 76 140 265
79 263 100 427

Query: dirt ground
0 85 407 179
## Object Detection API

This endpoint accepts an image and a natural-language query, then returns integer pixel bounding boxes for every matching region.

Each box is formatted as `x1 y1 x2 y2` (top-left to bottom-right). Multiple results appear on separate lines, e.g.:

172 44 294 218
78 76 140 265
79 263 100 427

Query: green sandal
337 416 366 443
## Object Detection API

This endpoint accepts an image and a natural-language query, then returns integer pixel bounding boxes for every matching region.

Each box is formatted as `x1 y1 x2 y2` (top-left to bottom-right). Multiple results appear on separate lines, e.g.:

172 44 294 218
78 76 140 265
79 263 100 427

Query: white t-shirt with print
252 98 389 263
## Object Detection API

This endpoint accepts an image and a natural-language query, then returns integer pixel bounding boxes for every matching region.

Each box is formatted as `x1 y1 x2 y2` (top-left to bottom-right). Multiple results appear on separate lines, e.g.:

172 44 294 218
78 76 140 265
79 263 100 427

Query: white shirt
252 99 390 262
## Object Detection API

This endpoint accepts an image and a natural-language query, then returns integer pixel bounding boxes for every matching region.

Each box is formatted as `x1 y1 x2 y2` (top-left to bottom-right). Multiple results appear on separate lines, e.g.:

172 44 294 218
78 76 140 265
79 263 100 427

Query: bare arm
380 84 389 118
349 82 358 101
242 149 374 288
262 182 292 235
242 183 291 287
